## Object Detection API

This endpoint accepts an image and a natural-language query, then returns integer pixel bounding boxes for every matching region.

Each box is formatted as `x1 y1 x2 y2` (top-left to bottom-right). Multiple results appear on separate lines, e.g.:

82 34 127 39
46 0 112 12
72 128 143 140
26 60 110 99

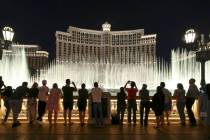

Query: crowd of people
117 79 210 129
0 76 210 129
0 78 89 128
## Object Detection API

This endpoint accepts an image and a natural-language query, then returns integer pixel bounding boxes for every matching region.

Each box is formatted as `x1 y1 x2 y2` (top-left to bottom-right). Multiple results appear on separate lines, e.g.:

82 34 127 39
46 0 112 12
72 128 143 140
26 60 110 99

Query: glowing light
185 29 196 44
102 22 111 31
2 26 14 42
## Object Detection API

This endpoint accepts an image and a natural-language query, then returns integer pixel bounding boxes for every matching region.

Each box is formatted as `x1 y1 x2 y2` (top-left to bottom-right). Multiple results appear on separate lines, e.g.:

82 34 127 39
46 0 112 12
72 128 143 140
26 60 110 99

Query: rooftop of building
56 22 157 37
12 44 40 49
3 44 49 57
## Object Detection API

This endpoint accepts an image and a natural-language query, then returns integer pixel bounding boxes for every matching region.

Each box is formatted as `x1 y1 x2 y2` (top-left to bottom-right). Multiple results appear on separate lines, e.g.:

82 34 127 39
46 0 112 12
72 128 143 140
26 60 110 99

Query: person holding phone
62 79 77 126
124 81 138 125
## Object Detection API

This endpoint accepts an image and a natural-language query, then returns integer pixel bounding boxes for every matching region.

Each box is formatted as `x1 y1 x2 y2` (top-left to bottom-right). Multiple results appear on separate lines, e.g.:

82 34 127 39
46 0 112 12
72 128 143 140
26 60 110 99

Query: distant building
55 22 156 64
4 44 49 70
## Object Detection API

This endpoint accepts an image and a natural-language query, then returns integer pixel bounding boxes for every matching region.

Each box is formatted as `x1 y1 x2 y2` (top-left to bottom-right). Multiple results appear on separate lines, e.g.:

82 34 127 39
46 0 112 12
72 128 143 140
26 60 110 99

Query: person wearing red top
124 81 138 124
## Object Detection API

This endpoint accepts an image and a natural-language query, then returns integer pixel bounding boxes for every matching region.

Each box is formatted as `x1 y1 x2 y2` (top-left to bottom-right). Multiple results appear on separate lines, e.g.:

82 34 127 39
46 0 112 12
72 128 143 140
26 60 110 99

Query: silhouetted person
0 76 6 90
48 83 62 126
173 83 186 125
186 78 199 126
10 82 29 128
124 81 138 125
36 80 49 124
91 82 103 127
0 76 6 108
160 82 172 125
204 84 210 126
198 83 210 126
117 87 126 124
77 83 89 126
27 82 39 125
62 79 77 126
152 86 165 129
1 86 13 124
139 84 150 126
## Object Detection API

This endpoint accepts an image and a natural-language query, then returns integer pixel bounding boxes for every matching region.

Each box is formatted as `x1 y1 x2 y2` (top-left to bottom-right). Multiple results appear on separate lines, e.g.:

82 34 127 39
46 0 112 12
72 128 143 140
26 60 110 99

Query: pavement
0 123 210 140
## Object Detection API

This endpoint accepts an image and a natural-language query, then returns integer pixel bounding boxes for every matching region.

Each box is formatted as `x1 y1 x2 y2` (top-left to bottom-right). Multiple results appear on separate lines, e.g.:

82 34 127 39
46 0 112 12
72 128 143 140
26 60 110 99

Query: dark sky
1 0 210 60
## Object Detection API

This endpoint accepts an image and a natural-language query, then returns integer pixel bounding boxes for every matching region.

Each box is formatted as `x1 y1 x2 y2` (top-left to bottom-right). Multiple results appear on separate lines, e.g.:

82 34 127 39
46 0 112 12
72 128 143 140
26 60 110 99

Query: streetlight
184 29 210 90
0 26 14 60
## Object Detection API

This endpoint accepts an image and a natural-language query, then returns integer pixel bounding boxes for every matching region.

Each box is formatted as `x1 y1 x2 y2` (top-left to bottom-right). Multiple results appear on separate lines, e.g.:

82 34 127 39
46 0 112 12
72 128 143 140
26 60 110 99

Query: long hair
177 83 184 90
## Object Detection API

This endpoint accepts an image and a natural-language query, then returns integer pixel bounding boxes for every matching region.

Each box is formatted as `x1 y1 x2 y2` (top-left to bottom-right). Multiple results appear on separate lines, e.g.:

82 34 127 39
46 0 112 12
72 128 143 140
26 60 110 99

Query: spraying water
0 47 30 88
32 48 210 91
0 47 209 93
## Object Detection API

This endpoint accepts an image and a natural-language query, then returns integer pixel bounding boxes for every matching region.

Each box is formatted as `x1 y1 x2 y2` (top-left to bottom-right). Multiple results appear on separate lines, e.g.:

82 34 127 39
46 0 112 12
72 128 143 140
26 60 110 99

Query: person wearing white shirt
91 82 103 127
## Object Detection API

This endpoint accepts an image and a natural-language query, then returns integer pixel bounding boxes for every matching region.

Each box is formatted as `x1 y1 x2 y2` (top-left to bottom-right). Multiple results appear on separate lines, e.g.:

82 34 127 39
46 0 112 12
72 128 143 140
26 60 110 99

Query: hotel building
4 44 49 70
55 22 156 64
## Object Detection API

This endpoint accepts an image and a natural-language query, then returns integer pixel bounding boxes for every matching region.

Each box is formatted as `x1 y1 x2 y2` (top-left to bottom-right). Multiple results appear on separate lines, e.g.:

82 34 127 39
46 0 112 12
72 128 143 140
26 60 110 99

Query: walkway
0 123 209 140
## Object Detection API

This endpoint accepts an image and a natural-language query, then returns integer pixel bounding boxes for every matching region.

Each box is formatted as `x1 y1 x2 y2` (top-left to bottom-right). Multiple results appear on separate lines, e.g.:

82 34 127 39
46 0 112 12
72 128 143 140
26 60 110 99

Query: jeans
186 97 196 124
140 100 150 125
37 100 46 121
117 104 126 123
28 98 37 122
93 102 103 125
3 98 11 122
176 101 185 123
9 99 22 123
128 100 137 123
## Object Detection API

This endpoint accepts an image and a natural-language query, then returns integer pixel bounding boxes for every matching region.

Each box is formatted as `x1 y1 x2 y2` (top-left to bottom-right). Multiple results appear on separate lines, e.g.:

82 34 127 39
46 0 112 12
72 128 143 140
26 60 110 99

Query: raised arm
72 82 77 91
124 81 130 89
134 82 138 90
3 83 6 88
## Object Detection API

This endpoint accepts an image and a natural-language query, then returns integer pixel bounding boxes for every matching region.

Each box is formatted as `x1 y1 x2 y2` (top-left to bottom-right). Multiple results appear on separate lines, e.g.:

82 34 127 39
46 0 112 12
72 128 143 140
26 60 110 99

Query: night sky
1 0 210 60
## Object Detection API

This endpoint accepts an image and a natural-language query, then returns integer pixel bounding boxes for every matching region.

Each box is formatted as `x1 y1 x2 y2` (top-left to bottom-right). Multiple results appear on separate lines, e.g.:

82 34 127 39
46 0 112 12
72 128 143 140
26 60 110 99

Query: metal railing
0 98 198 123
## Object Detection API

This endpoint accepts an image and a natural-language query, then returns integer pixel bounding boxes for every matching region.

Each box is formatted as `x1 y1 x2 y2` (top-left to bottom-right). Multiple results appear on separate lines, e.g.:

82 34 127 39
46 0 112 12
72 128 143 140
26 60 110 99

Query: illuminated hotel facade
4 44 49 69
55 22 156 64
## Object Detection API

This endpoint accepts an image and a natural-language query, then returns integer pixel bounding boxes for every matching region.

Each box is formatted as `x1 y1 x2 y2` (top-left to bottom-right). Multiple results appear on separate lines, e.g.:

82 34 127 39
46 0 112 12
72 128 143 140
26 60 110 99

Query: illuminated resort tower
55 22 156 64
